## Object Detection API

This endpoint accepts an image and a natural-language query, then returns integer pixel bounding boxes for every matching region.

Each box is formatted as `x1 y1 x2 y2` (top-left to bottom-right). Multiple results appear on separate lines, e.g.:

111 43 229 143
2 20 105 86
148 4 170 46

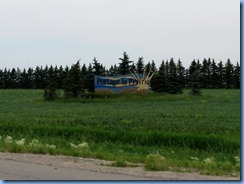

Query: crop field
0 89 240 176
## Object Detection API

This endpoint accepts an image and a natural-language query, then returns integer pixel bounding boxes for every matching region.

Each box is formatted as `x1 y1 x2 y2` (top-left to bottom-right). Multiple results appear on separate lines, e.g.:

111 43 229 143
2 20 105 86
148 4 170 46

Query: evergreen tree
26 68 34 88
33 66 42 89
0 69 3 88
43 66 58 100
63 61 83 98
9 68 17 88
189 70 202 96
136 57 144 74
233 62 240 89
225 59 234 88
167 58 183 94
81 64 87 92
144 62 151 74
118 52 133 74
210 59 218 88
176 59 185 89
56 66 65 89
189 60 202 95
200 58 211 88
151 60 166 92
92 57 104 76
217 61 224 88
85 64 94 92
151 60 157 72
108 65 118 76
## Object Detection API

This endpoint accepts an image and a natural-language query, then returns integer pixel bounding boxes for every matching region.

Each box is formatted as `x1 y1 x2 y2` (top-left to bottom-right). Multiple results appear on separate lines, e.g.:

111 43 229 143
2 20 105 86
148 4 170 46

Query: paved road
0 159 153 180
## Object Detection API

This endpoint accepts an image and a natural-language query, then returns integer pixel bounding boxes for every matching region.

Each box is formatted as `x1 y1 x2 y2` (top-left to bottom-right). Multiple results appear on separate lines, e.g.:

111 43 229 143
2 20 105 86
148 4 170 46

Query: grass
0 89 240 176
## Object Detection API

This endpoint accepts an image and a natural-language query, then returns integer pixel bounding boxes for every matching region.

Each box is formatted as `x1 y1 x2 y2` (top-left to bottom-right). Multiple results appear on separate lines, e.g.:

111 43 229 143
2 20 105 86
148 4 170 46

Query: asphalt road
0 159 153 180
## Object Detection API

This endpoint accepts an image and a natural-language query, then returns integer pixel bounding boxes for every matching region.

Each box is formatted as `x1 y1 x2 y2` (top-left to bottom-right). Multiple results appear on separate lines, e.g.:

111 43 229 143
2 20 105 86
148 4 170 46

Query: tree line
0 52 240 98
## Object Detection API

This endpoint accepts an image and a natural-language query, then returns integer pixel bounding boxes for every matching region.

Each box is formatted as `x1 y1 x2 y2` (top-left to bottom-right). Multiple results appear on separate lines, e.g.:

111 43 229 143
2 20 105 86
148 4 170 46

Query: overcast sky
0 0 240 70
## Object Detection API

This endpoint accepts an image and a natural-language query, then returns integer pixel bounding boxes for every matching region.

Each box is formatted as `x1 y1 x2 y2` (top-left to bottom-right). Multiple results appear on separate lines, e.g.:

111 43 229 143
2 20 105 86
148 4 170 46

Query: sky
0 0 240 70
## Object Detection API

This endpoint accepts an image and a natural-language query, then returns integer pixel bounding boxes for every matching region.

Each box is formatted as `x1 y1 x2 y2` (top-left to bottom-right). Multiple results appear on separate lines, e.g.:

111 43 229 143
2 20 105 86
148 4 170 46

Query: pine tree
217 61 224 88
63 61 83 98
81 64 87 92
118 52 133 74
144 62 151 74
189 60 202 96
225 59 234 88
85 64 94 92
136 57 144 74
233 62 240 89
176 59 185 90
189 70 202 96
56 66 65 89
43 66 58 100
92 57 104 76
210 59 218 88
151 60 166 92
33 66 42 89
167 58 183 94
0 69 3 88
200 58 211 88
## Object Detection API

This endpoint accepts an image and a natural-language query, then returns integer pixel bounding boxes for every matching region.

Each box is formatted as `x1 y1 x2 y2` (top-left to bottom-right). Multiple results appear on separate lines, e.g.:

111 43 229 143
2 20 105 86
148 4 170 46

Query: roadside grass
0 89 240 176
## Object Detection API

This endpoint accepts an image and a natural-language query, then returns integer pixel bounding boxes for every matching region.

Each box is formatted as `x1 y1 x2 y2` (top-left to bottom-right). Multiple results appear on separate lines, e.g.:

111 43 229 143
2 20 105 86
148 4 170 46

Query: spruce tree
176 59 185 90
92 57 104 76
225 59 234 88
233 62 240 89
85 64 94 92
189 60 202 96
63 61 83 98
0 69 3 89
118 52 133 74
151 61 166 92
217 61 224 88
167 58 182 94
136 57 144 74
43 66 58 100
210 59 218 88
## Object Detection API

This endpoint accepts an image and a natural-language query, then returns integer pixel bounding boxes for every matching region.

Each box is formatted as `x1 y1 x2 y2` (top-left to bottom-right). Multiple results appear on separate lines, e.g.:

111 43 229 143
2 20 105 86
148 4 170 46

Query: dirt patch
0 152 240 180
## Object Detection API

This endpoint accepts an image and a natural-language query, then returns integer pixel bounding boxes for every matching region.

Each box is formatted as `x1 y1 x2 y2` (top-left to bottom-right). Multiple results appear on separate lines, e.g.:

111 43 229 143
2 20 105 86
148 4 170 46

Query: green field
0 89 240 175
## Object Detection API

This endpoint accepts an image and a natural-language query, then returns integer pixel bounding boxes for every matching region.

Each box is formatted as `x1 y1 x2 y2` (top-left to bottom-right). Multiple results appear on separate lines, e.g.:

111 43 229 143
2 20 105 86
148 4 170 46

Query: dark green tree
63 61 83 98
200 58 211 88
151 60 166 92
189 60 202 96
108 64 118 76
176 59 185 89
189 70 202 96
217 61 224 88
85 64 94 92
118 52 133 74
167 58 183 94
136 57 144 74
0 69 3 88
92 57 104 76
233 62 240 89
224 59 234 88
43 66 58 100
210 59 218 88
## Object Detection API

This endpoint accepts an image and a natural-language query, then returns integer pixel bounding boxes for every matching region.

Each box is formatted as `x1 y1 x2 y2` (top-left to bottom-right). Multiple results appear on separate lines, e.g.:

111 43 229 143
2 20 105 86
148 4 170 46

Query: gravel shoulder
0 152 240 180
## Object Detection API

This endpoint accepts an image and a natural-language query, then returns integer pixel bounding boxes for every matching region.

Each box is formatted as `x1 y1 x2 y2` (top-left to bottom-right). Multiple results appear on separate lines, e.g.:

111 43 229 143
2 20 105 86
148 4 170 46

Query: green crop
0 89 240 176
